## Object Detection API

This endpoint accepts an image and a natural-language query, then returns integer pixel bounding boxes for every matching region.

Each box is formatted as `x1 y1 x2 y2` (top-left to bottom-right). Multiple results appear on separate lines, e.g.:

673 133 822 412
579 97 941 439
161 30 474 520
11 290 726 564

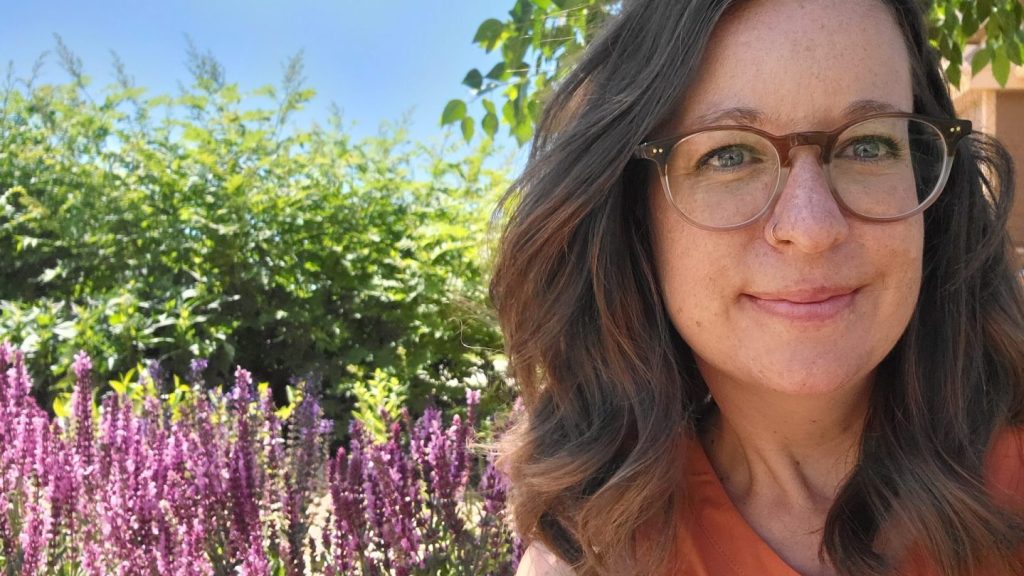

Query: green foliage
454 0 1024 144
0 43 510 428
351 367 408 441
449 0 617 145
928 0 1024 87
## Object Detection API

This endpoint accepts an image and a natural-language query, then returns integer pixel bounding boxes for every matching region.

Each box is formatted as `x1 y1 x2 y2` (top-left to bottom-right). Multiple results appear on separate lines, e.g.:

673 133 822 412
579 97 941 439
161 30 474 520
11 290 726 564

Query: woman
490 0 1024 575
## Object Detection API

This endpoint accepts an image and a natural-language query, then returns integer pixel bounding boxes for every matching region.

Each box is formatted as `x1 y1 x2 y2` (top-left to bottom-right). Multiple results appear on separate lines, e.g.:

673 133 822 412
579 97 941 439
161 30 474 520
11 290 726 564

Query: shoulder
516 542 576 576
985 425 1024 511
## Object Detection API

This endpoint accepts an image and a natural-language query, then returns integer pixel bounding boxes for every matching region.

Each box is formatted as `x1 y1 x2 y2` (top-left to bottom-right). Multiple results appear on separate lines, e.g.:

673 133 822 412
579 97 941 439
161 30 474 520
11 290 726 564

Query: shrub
0 46 509 425
0 343 521 575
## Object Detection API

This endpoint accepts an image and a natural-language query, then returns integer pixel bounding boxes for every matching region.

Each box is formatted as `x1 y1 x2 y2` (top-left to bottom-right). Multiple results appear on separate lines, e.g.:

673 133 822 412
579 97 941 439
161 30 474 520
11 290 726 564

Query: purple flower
72 351 92 382
71 351 96 474
228 367 261 559
188 358 208 386
233 366 254 404
479 455 509 516
238 534 270 576
0 491 12 561
278 375 331 575
145 359 165 389
18 489 53 576
0 342 521 574
326 446 358 573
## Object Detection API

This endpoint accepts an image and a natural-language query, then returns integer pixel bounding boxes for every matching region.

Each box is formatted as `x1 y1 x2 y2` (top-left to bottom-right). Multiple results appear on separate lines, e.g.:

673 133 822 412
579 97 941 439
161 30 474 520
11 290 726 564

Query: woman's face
649 0 921 396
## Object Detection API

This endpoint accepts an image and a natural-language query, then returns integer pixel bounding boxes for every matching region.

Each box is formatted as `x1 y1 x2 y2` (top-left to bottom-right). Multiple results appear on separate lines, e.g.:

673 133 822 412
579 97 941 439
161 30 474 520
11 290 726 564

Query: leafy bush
0 45 509 424
0 343 521 575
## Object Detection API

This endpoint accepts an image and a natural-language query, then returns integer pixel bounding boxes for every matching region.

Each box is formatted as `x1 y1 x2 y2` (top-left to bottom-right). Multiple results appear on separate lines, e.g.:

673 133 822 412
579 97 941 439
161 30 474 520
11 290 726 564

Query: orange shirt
672 427 1024 575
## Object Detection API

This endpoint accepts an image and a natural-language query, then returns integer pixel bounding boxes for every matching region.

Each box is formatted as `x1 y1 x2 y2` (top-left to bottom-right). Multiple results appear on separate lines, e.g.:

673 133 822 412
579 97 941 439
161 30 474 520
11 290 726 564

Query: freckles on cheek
878 228 924 294
649 206 738 336
661 264 728 337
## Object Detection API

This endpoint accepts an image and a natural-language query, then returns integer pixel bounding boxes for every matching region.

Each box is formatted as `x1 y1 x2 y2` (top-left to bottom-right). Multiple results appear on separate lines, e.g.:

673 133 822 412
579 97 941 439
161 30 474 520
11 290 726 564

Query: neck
698 372 871 511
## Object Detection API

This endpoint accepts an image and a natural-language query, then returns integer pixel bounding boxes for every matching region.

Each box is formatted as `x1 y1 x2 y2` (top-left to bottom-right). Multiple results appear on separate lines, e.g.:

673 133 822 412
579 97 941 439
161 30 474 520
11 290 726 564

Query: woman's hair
489 0 1024 574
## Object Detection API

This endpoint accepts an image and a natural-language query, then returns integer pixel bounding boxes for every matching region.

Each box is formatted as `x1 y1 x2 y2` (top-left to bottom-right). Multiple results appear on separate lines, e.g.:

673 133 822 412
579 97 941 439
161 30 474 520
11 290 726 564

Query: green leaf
462 68 483 91
225 173 245 193
1008 37 1023 66
992 48 1011 86
53 392 72 419
461 116 475 142
502 99 516 125
985 15 1001 41
441 99 467 126
971 46 993 75
977 0 993 19
482 98 496 115
945 61 961 88
473 18 505 52
482 112 499 138
39 266 62 284
53 320 77 340
109 368 136 396
513 120 533 145
485 62 507 80
961 5 979 37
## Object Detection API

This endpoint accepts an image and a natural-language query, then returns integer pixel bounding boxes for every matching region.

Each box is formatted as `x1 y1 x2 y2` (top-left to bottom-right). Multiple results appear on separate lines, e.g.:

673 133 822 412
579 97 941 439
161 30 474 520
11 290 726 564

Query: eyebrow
685 99 908 131
840 99 906 117
688 106 765 129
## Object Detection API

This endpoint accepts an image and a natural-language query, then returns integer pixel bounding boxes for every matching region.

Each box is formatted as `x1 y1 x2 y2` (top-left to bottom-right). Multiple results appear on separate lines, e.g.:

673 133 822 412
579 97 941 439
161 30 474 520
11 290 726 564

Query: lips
744 286 859 322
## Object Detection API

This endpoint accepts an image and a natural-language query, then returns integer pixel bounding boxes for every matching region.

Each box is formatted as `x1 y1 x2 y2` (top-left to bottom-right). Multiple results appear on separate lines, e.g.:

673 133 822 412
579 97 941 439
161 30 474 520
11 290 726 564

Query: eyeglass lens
663 117 948 228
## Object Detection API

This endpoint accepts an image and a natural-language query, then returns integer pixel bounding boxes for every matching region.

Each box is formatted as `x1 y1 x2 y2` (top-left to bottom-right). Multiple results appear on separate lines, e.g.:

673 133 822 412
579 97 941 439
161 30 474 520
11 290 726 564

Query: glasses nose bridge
776 131 832 167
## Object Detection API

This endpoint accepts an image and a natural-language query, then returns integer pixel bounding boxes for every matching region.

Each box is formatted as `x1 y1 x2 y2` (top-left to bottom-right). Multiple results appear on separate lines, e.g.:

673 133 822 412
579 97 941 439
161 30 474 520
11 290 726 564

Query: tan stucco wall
951 52 1024 253
995 91 1024 246
950 49 1024 253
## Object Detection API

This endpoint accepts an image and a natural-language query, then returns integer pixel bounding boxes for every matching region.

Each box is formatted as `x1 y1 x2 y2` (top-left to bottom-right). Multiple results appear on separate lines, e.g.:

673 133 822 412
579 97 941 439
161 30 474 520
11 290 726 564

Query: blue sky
1 0 512 145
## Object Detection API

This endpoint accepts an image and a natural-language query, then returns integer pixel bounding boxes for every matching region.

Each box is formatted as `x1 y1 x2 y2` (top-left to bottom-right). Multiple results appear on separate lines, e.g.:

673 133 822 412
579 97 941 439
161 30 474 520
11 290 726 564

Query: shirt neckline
686 433 804 576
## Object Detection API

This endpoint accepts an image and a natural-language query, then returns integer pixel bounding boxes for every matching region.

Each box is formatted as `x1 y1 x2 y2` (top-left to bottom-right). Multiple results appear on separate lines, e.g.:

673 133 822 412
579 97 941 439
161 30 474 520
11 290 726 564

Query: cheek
879 219 924 300
883 230 925 336
648 208 737 333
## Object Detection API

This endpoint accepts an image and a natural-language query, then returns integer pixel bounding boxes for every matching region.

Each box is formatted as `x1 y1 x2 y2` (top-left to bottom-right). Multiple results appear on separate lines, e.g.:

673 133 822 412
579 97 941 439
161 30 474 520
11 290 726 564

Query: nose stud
770 221 781 243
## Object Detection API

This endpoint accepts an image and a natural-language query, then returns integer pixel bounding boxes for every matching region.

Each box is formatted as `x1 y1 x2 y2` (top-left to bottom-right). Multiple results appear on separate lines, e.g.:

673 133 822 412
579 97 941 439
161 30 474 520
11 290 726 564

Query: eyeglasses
633 113 972 230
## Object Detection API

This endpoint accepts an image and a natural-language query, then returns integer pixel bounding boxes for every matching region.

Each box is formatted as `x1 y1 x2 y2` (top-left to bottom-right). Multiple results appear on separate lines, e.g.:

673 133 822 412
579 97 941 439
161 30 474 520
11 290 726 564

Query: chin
699 351 878 397
759 362 878 396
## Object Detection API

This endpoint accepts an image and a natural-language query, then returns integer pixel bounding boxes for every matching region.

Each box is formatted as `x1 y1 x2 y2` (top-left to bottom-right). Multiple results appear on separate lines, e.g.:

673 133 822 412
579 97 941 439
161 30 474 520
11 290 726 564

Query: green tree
0 41 509 428
449 0 1024 144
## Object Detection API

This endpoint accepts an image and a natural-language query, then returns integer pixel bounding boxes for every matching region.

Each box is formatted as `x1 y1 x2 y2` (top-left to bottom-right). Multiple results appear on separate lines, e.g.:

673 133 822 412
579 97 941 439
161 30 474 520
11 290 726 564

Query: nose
766 146 849 252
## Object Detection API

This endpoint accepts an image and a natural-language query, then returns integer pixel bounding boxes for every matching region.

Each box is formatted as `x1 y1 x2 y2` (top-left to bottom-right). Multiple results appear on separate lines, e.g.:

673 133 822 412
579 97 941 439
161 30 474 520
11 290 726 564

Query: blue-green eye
837 136 903 161
698 145 760 170
854 141 881 158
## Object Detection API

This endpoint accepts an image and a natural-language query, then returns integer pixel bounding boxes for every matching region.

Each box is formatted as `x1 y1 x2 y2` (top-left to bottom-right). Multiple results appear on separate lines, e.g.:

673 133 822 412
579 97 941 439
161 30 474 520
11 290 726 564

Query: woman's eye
852 140 883 159
699 145 753 169
838 136 902 161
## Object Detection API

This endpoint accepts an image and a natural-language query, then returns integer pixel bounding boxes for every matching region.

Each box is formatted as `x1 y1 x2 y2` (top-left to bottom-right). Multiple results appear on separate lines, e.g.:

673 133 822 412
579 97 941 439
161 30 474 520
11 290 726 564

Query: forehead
675 0 913 132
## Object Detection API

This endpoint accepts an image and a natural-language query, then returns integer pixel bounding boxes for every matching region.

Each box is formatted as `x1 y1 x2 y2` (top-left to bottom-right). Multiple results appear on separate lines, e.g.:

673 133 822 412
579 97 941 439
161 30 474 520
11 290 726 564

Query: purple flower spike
238 534 270 576
0 342 522 574
72 351 93 384
228 365 261 560
188 358 208 386
145 359 165 388
70 351 96 475
479 455 509 516
233 366 255 404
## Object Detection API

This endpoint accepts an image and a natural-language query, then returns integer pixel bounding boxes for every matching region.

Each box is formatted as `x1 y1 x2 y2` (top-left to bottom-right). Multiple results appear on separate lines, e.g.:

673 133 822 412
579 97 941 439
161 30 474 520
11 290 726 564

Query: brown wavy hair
489 0 1024 574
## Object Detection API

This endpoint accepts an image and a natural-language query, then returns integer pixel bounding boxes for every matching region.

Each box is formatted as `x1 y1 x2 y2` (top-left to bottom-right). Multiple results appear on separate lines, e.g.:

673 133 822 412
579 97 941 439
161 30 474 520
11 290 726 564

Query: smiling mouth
744 288 859 322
